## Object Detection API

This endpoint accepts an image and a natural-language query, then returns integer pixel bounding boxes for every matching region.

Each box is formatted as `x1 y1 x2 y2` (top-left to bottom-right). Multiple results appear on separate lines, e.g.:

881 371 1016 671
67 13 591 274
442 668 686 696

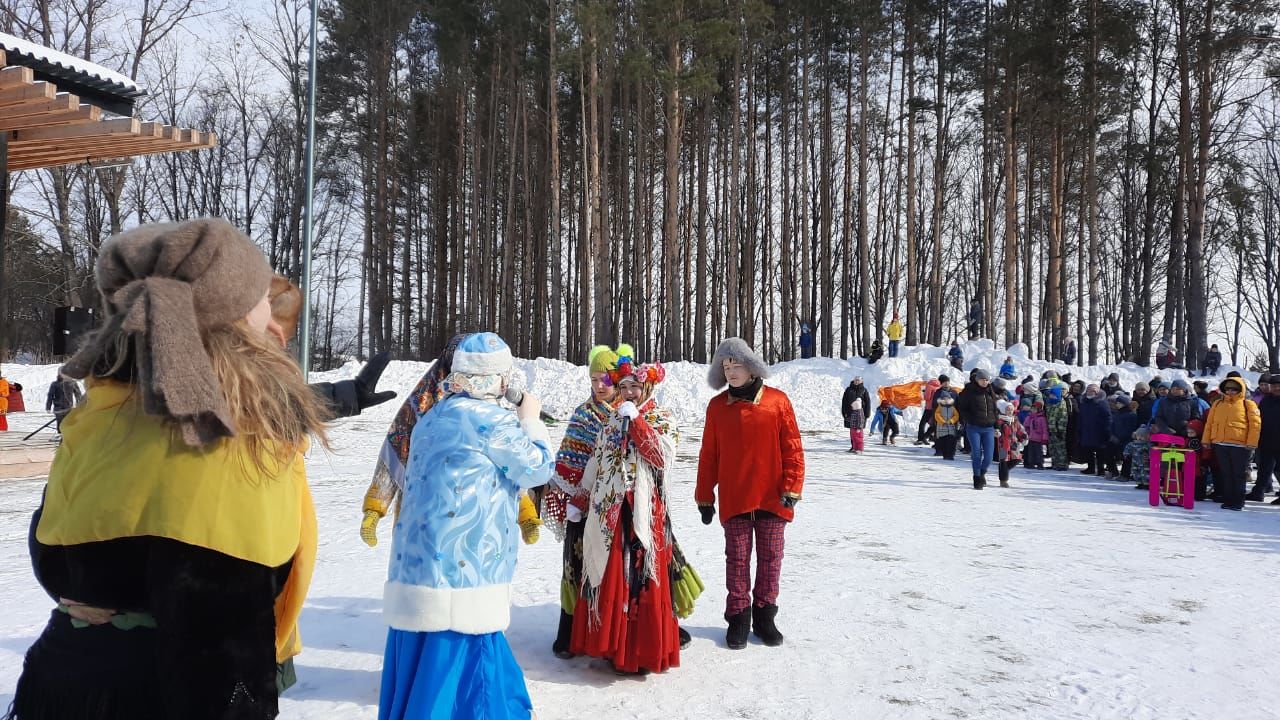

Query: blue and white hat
450 332 514 376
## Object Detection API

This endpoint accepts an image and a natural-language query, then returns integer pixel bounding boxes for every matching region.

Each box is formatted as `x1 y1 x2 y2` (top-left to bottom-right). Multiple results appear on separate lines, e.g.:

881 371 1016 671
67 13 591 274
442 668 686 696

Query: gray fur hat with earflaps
708 337 771 389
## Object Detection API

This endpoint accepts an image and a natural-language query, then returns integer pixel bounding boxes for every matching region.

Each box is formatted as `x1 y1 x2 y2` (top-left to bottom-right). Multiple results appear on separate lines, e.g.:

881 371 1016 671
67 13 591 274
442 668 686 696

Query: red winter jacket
696 385 806 522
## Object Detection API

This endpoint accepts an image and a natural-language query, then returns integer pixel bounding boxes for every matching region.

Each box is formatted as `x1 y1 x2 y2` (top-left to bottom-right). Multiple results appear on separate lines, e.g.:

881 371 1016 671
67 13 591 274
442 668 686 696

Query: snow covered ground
0 343 1276 720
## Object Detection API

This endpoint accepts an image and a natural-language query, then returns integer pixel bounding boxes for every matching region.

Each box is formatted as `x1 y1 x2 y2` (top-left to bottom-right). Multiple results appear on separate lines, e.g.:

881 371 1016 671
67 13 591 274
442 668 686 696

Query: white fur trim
451 345 514 376
383 581 512 634
520 417 551 447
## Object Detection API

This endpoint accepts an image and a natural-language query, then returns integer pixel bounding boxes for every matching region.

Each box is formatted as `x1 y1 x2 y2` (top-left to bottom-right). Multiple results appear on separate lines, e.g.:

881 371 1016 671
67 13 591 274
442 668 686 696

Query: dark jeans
880 417 899 442
889 340 900 357
965 425 995 477
1252 449 1276 495
1214 444 1253 508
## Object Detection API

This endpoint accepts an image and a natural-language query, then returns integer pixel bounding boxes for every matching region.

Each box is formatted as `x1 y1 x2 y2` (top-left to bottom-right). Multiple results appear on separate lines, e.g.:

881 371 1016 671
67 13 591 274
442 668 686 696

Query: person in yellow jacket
1202 376 1261 511
0 372 9 431
11 219 333 720
886 313 905 358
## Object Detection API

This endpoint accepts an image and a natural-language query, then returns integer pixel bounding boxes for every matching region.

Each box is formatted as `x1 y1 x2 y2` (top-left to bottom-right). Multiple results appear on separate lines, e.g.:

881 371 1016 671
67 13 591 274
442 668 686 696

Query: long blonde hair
203 321 332 461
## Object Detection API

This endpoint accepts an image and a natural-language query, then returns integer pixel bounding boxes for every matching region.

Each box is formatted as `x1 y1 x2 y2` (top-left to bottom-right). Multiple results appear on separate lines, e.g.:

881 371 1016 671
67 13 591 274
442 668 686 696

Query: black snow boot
973 474 985 490
725 609 751 650
678 626 692 649
552 610 575 659
752 604 785 647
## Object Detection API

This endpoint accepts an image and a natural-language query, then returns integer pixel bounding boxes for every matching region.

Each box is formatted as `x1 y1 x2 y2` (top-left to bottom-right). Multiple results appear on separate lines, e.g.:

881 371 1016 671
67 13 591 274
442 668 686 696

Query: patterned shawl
542 397 614 540
579 398 677 625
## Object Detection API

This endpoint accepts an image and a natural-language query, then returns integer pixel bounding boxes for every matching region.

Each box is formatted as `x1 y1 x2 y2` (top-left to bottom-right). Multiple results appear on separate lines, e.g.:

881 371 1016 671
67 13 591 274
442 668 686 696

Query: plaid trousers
723 512 787 617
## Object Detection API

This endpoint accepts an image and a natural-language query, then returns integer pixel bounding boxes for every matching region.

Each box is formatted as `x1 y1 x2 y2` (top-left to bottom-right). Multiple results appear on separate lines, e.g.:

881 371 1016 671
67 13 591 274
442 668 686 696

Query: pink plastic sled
1148 433 1195 509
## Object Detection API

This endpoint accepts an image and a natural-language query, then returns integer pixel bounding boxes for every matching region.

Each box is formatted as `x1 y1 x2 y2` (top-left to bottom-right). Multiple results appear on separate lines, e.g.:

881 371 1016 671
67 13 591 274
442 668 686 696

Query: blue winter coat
384 393 554 634
999 361 1016 379
1077 395 1113 450
869 406 902 433
1109 408 1139 450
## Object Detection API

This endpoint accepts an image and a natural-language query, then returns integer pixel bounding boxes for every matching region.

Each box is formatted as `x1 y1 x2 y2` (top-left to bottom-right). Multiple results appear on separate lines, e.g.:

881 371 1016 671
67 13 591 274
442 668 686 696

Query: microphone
504 387 557 424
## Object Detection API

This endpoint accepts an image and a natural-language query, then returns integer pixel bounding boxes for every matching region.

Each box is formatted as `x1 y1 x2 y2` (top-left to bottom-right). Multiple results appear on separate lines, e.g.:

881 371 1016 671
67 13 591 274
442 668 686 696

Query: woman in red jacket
696 337 805 651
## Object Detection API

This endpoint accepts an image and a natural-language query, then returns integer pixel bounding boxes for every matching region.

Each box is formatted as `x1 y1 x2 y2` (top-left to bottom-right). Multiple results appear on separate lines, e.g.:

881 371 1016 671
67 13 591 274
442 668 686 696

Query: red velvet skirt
569 499 680 674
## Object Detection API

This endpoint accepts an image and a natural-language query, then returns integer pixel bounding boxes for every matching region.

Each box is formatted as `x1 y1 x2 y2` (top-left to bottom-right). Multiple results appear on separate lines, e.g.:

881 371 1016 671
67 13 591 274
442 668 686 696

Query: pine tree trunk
662 7 683 360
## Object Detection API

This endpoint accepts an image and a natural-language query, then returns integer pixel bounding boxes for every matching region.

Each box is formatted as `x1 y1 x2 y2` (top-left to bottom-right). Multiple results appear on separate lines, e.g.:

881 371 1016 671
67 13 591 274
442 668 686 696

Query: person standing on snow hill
571 355 685 676
948 341 964 371
1201 344 1222 376
1202 376 1261 511
1155 338 1178 370
870 400 902 445
956 368 1000 489
697 337 805 651
886 313 905 358
841 377 872 453
799 323 815 359
1061 337 1077 365
379 332 553 720
12 218 334 720
966 300 983 340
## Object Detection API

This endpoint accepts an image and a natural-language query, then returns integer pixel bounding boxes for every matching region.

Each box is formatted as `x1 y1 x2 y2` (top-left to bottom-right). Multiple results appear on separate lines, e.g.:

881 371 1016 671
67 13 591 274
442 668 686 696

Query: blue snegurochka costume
379 332 554 720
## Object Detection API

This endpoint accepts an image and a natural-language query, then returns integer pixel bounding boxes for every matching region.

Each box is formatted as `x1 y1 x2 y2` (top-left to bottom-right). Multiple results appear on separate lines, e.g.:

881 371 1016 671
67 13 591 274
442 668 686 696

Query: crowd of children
841 362 1275 509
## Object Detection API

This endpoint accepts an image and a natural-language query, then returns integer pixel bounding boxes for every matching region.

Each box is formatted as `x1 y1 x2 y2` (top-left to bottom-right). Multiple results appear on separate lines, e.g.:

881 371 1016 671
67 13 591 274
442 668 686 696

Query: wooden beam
0 66 34 90
8 142 211 171
10 117 139 144
9 133 207 162
0 93 78 121
0 103 98 132
0 82 55 108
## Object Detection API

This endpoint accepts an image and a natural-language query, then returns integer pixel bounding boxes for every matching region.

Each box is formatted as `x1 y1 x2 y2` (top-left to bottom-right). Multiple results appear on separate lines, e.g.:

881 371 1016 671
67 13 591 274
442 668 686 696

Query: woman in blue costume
379 332 554 720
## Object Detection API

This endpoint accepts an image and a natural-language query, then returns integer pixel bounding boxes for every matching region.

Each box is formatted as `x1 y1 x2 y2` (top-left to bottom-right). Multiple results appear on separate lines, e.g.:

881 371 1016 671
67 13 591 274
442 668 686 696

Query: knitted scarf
543 397 614 540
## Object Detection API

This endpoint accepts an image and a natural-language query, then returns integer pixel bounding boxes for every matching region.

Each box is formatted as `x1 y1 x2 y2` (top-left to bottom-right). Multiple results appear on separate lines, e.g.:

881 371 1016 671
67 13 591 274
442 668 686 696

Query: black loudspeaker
53 306 95 356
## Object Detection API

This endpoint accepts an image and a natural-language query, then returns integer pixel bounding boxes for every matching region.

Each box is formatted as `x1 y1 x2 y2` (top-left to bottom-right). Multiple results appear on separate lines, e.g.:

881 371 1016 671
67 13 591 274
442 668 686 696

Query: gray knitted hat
708 337 770 389
63 218 273 447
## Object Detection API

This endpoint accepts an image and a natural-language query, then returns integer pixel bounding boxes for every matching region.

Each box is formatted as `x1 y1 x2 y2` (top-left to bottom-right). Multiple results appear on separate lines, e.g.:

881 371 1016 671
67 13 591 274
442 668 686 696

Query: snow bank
6 338 1255 432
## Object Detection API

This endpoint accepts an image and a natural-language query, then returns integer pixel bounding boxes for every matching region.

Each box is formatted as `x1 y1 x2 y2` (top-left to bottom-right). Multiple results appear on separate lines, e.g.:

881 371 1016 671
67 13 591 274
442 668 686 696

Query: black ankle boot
725 609 751 650
752 604 784 647
678 626 691 649
552 610 575 659
973 475 985 490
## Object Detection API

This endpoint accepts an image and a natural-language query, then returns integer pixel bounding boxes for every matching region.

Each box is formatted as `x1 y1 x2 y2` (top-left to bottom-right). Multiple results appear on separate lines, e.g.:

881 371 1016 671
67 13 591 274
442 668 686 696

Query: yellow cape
37 380 316 662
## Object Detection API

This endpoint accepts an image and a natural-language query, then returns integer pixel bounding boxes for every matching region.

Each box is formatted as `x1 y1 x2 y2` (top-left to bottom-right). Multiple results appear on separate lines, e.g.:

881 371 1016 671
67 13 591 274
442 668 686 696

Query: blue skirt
378 629 533 720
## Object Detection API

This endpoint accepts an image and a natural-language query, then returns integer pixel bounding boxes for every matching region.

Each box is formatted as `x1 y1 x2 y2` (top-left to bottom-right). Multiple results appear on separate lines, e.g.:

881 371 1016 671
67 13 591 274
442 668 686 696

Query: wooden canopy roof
0 49 215 172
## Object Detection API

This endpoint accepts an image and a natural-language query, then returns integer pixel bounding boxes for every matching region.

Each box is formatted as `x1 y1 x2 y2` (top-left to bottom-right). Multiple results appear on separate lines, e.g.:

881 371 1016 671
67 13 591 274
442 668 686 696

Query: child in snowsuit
999 357 1016 380
845 406 866 453
995 401 1028 488
933 391 962 460
870 402 902 445
1046 386 1070 470
948 342 964 371
1125 427 1152 489
1023 400 1049 469
867 340 885 364
1185 418 1212 502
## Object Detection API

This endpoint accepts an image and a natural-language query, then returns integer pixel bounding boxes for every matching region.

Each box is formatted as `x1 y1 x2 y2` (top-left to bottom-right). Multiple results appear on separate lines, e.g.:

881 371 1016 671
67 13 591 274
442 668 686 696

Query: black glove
312 351 397 419
780 495 798 510
699 506 715 525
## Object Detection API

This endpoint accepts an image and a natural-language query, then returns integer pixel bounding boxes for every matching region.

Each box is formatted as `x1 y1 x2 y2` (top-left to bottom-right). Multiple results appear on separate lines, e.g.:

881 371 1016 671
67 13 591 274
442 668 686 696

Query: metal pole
1 132 9 362
300 0 319 380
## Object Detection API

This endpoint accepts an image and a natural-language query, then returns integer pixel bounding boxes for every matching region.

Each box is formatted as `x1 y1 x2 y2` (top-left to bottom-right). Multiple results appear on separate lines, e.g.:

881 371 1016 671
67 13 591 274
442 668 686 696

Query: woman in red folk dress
570 355 680 676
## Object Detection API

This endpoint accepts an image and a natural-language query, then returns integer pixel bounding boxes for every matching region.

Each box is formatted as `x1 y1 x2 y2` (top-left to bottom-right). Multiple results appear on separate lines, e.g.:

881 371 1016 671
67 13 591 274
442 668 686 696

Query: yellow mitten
518 494 541 545
360 510 381 547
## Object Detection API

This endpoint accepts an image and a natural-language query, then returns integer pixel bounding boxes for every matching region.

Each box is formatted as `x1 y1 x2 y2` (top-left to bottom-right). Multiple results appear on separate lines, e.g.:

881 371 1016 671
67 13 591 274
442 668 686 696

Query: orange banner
877 380 926 409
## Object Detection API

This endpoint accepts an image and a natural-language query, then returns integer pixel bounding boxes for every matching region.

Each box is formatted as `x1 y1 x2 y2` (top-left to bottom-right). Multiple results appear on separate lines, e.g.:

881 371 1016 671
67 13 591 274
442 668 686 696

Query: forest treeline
3 0 1280 371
